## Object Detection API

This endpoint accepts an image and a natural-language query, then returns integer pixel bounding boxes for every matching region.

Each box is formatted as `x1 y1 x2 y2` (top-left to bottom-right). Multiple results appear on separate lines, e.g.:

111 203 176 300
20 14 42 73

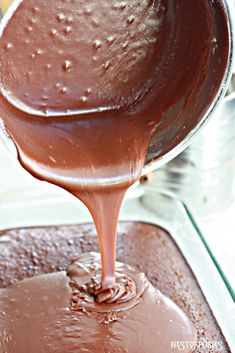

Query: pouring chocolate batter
0 0 230 352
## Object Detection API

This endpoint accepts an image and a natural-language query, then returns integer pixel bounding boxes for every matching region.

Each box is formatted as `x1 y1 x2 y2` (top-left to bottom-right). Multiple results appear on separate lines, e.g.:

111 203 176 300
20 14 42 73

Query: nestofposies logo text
170 340 224 351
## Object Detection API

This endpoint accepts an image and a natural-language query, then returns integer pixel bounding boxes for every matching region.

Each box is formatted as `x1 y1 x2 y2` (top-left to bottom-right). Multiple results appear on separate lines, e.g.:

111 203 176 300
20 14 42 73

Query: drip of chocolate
68 252 147 310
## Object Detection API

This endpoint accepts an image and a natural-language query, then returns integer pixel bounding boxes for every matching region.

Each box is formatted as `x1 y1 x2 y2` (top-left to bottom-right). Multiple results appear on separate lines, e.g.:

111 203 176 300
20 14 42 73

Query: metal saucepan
0 0 234 178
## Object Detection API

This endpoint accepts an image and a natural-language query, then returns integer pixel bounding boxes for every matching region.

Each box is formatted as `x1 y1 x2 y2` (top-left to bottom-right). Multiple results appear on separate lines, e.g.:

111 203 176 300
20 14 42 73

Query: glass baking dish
0 184 234 350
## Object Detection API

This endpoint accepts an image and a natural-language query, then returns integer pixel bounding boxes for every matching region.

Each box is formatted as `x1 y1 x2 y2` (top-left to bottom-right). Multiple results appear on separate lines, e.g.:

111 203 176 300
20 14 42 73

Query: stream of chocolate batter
0 1 230 351
0 0 224 289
